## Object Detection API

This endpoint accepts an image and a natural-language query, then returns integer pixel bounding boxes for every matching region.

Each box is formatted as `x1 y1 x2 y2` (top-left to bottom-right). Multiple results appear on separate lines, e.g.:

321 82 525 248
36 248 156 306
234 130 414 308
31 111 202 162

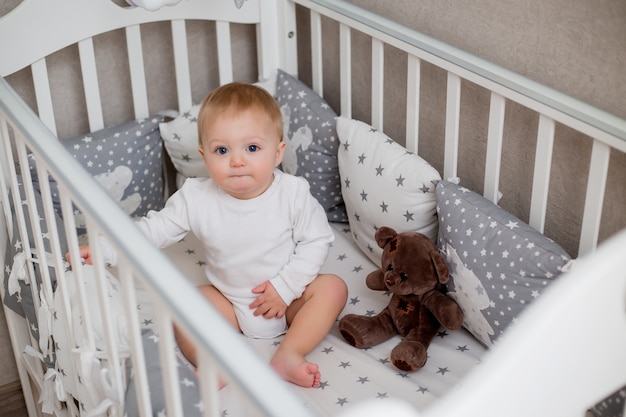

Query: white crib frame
1 0 625 416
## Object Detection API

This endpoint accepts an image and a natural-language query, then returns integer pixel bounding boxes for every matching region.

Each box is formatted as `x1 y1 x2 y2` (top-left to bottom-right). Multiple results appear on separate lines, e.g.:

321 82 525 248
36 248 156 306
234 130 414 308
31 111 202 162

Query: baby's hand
250 281 287 319
65 245 93 265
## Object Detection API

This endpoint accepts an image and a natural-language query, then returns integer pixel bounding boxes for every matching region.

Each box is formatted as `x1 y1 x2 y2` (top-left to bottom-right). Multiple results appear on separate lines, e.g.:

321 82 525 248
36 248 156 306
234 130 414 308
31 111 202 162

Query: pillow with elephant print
436 180 573 347
275 69 347 223
30 116 165 227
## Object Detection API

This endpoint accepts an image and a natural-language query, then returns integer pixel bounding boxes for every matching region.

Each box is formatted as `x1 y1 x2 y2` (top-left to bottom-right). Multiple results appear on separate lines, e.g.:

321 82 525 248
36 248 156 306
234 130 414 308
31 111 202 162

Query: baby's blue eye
216 147 228 155
247 145 259 152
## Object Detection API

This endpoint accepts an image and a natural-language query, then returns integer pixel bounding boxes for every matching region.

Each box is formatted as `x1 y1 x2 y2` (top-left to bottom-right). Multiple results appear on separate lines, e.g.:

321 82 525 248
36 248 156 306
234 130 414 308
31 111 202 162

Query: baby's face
198 108 285 200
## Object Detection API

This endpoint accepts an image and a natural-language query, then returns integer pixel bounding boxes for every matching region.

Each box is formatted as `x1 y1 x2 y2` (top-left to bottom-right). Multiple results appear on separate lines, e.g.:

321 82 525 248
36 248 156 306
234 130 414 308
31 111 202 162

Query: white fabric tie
7 252 27 296
39 368 67 415
76 347 122 417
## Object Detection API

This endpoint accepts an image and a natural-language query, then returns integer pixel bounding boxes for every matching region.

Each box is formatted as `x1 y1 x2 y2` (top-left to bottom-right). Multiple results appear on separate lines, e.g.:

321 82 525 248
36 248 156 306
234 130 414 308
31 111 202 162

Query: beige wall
295 0 626 257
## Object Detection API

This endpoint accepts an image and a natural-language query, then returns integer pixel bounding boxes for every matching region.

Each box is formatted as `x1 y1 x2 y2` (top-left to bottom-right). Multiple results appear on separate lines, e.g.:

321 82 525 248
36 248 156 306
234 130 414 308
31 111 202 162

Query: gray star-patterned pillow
336 116 441 265
436 180 573 347
159 104 209 179
276 69 347 223
589 384 626 417
31 116 165 226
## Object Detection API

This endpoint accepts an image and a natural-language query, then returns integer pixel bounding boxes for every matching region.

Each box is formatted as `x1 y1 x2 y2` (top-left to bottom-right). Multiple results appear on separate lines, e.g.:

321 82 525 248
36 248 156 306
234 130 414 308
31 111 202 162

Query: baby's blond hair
197 82 283 146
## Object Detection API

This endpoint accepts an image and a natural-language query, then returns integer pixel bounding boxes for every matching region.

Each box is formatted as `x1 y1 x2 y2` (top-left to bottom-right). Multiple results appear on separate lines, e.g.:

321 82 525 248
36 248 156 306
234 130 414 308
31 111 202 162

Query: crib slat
371 37 384 131
1 129 36 297
310 10 323 96
15 140 55 308
529 115 555 232
216 21 234 85
78 37 104 131
257 1 280 82
156 308 185 417
30 59 57 135
171 19 193 112
483 92 506 203
197 351 221 417
579 140 610 256
126 25 150 120
406 54 421 153
33 161 72 335
444 72 461 180
278 0 298 76
86 223 126 414
118 263 154 417
0 116 14 239
59 184 97 348
339 23 352 118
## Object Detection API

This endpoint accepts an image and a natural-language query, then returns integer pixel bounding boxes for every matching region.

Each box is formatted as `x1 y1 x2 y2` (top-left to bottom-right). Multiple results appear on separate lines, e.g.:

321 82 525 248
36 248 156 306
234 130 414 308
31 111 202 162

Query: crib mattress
154 223 487 416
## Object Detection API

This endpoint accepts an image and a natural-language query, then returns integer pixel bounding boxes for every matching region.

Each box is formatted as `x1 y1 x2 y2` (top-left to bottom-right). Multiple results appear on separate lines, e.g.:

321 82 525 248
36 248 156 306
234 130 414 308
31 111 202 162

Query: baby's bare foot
270 351 321 388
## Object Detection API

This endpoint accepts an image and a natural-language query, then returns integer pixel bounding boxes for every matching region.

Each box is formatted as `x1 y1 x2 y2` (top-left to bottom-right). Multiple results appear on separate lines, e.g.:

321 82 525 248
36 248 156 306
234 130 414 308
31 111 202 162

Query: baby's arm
65 245 92 265
249 281 288 319
269 181 334 306
65 237 118 266
65 182 196 265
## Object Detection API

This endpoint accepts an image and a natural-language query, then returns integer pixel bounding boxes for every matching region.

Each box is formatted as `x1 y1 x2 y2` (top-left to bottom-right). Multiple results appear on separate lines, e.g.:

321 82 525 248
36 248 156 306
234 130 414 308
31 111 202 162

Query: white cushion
336 116 441 265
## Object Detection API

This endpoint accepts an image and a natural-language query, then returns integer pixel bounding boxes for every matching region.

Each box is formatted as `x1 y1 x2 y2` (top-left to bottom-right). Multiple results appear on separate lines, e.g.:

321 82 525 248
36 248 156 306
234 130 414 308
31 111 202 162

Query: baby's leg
175 284 239 366
271 273 347 388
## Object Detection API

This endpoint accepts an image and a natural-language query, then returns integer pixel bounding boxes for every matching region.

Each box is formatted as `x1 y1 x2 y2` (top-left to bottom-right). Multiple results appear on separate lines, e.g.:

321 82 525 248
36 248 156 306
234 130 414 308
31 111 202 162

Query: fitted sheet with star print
149 223 487 416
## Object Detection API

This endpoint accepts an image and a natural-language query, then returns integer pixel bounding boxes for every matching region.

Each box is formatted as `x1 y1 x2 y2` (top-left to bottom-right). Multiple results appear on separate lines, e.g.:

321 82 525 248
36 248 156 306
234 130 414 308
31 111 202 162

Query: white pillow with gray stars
159 104 208 179
436 180 573 347
336 116 441 265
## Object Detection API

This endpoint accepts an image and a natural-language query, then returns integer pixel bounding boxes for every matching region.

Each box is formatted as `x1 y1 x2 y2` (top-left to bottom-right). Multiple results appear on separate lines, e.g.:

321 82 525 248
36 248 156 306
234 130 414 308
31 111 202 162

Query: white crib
1 1 625 417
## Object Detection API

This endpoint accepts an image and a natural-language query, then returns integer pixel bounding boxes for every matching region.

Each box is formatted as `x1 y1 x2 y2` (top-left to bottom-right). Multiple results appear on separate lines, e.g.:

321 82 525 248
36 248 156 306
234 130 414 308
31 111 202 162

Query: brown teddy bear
338 227 464 371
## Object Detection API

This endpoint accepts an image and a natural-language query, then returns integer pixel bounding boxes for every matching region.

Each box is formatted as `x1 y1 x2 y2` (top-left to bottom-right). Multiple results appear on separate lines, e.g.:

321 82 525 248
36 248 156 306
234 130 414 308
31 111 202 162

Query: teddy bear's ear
375 227 398 249
430 250 450 284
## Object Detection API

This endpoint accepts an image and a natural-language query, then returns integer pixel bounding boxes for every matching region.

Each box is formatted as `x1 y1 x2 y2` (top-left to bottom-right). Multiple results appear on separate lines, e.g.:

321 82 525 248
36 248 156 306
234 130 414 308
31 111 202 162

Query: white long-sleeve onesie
102 169 334 338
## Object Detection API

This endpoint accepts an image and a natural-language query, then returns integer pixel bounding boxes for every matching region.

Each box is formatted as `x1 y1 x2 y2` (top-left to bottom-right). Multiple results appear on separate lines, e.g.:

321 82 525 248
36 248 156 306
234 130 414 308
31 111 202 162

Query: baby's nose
230 152 245 167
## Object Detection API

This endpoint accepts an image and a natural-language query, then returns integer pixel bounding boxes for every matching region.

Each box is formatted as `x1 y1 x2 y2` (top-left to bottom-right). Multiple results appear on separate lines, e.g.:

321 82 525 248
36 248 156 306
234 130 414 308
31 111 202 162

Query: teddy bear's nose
385 275 397 287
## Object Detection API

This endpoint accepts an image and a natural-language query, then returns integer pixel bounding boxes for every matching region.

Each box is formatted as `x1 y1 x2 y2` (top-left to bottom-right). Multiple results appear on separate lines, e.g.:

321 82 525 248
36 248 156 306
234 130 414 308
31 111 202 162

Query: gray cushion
436 180 572 347
276 69 347 223
31 116 165 225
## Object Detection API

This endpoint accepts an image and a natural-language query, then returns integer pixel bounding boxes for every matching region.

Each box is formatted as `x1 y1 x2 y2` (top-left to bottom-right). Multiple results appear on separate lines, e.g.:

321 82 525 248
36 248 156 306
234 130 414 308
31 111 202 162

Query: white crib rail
0 76 314 417
294 0 626 256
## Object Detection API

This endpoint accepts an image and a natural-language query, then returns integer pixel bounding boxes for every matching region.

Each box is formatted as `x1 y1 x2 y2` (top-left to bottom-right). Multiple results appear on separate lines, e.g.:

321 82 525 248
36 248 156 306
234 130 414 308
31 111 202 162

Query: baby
74 82 347 388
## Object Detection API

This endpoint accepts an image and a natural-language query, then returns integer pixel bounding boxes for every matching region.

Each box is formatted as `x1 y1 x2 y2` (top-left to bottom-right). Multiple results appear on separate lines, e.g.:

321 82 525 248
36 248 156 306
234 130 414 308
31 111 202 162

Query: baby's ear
275 140 287 166
198 146 205 156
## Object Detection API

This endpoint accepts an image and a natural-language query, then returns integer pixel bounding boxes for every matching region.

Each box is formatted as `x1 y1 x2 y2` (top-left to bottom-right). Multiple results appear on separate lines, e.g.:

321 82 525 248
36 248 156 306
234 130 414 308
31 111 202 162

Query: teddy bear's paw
391 341 428 372
338 316 366 347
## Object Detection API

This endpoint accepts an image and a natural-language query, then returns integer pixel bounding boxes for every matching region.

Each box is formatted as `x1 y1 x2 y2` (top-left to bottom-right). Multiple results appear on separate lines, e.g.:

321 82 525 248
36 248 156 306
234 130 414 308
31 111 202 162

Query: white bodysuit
101 169 334 338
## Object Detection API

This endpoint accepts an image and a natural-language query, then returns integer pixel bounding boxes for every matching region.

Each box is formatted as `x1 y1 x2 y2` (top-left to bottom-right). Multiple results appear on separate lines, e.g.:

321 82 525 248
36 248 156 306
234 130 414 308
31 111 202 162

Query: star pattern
337 117 440 266
160 104 208 178
42 117 165 223
436 181 572 346
9 195 483 417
